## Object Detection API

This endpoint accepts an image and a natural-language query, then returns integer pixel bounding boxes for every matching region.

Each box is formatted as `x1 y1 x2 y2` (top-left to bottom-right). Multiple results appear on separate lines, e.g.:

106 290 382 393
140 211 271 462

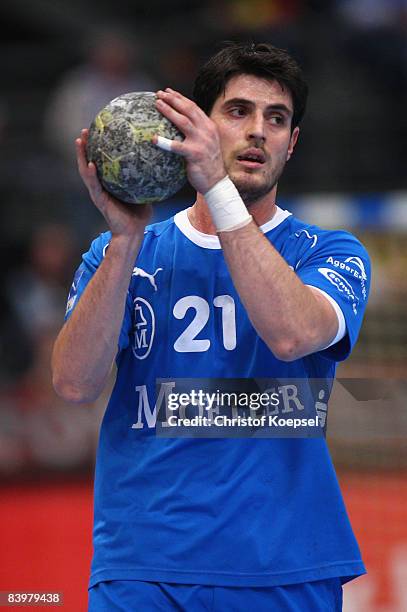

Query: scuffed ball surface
86 92 187 204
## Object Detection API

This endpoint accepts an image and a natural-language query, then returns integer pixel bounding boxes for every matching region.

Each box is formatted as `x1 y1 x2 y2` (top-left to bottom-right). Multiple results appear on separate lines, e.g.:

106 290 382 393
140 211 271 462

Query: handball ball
86 92 187 204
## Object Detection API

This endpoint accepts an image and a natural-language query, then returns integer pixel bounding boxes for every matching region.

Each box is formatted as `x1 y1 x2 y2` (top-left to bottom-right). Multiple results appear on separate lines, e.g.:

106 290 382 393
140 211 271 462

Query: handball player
52 42 370 611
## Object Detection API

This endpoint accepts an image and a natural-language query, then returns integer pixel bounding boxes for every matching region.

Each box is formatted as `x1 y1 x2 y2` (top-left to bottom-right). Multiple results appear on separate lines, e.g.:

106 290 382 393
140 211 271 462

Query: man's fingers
76 139 93 180
75 133 105 203
156 98 194 135
76 129 90 170
156 89 206 127
158 89 206 123
76 131 95 176
155 136 173 152
153 135 185 156
81 128 89 145
85 163 104 200
164 87 183 98
76 137 89 177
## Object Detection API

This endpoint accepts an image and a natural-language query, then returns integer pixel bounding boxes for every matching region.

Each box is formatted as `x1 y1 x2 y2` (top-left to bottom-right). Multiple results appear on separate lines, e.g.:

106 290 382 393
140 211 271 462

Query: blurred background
0 0 406 610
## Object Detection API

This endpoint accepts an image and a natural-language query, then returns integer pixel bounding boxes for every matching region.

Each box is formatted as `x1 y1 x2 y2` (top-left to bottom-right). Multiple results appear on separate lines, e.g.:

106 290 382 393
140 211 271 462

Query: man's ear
287 126 300 161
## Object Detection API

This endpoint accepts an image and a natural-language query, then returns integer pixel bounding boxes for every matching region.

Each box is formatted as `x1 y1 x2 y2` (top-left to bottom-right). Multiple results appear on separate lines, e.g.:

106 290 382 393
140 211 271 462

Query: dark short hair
193 41 308 130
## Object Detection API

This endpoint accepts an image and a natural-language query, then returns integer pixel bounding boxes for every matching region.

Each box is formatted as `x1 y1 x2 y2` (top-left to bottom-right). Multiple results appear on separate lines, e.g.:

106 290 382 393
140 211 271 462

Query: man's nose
247 112 266 142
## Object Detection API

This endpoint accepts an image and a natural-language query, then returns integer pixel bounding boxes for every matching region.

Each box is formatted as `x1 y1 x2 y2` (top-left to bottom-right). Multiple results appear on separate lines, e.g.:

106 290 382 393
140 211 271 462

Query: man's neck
188 190 278 234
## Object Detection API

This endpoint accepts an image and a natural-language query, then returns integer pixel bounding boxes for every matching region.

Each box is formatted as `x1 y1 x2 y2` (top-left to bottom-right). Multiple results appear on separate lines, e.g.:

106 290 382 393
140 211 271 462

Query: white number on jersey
173 295 236 352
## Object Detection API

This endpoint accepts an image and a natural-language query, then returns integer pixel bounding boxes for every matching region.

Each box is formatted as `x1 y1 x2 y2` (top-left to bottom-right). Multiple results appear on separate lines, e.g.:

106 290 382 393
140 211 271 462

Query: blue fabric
66 208 370 589
88 578 343 611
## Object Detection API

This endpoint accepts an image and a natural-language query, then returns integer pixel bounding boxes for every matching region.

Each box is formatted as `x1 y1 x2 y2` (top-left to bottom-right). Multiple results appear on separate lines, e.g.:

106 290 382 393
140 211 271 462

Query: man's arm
218 223 338 361
51 130 152 402
52 235 143 402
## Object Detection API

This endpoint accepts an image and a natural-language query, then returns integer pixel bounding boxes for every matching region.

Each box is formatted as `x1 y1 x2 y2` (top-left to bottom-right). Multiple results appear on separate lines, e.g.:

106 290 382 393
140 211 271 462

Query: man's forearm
52 235 142 402
219 221 338 361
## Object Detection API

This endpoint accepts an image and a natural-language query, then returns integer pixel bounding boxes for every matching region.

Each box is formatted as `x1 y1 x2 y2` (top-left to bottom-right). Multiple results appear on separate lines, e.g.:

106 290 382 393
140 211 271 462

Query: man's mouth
236 148 266 168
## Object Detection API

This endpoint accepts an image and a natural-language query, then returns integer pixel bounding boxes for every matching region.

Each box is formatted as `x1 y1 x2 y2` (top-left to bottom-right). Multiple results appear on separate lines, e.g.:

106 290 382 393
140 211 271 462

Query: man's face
209 74 299 204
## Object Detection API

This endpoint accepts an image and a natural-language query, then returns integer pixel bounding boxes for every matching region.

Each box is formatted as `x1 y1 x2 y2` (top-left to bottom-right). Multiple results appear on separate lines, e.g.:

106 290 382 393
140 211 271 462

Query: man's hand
153 89 227 194
54 130 152 403
76 129 152 238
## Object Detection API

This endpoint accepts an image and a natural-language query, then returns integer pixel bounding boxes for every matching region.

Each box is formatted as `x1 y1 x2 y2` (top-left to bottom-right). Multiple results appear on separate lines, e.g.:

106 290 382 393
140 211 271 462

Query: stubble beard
228 165 283 207
233 176 276 206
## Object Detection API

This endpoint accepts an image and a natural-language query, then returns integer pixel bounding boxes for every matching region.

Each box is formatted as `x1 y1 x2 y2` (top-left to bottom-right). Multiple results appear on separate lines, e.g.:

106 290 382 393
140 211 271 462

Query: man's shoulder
282 213 367 253
145 214 177 239
84 215 177 260
83 230 112 263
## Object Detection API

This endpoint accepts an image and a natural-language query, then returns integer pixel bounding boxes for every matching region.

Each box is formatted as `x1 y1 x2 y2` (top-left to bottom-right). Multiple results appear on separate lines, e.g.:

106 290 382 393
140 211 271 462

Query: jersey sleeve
64 232 133 353
294 229 371 361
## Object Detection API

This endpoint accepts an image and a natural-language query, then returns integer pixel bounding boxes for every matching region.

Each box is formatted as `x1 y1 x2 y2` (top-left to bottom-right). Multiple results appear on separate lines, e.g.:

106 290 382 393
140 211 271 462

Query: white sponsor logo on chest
132 267 163 291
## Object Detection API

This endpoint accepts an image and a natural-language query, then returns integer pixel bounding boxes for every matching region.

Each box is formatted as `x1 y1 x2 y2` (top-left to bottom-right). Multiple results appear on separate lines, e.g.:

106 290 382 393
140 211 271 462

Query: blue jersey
66 206 370 588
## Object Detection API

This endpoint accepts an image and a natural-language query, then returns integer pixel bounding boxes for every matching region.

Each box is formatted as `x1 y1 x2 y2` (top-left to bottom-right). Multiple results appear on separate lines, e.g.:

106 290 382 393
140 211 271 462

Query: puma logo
132 267 163 291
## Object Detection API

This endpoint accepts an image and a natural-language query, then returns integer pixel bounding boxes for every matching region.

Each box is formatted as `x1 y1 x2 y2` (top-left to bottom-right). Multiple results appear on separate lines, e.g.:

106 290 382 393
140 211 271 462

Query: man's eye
270 115 284 125
230 107 246 117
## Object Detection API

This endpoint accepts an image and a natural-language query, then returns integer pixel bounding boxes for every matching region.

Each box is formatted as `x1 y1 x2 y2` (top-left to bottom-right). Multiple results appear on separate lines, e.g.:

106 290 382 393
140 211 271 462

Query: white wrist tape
204 176 252 232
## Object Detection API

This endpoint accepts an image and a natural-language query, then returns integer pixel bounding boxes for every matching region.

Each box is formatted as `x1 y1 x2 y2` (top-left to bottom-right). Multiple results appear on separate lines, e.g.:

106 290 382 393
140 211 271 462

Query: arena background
0 1 406 610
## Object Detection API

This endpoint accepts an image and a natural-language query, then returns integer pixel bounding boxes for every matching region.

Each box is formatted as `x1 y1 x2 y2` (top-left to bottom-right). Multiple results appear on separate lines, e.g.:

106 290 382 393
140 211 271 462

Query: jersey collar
174 206 292 249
